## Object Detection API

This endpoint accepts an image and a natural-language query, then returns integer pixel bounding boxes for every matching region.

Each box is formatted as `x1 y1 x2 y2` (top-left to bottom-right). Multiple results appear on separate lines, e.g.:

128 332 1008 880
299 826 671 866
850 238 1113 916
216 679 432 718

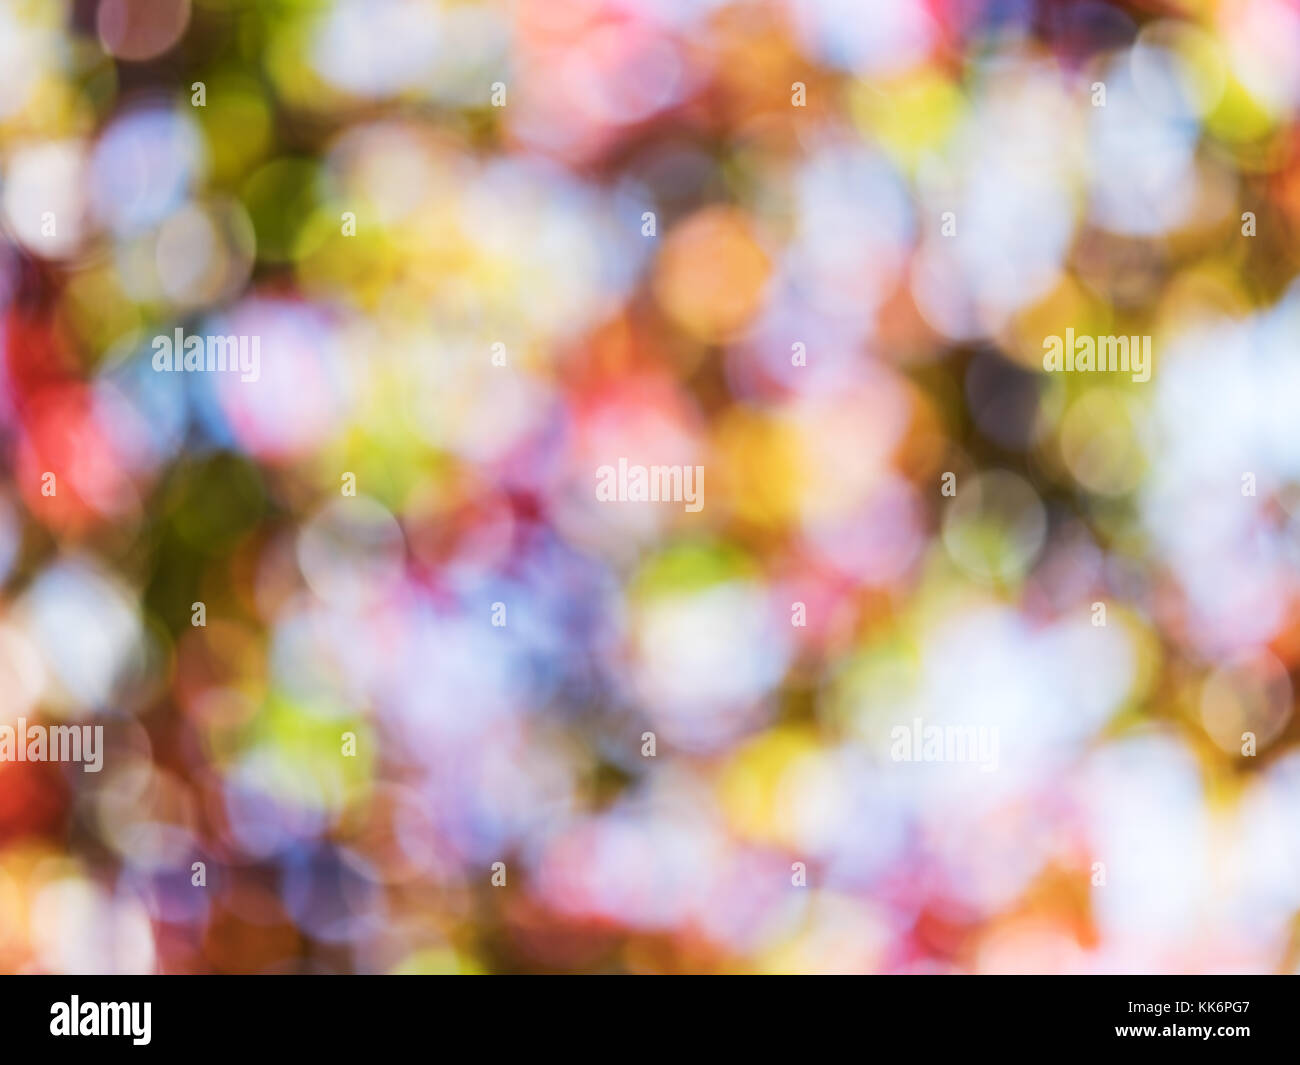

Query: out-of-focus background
1 0 1299 974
